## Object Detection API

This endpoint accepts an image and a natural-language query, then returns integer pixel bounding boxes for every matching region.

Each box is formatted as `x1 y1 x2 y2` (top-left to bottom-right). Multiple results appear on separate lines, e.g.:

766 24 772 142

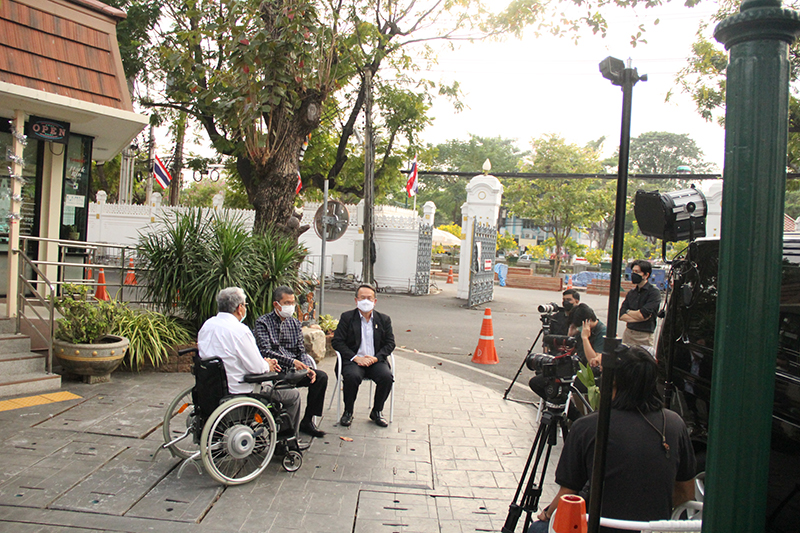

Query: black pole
587 58 645 533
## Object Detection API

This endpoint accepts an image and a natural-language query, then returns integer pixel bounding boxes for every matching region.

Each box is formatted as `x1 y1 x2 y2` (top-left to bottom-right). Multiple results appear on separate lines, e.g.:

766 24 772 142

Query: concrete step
0 334 32 355
0 351 47 374
0 372 61 399
0 318 15 335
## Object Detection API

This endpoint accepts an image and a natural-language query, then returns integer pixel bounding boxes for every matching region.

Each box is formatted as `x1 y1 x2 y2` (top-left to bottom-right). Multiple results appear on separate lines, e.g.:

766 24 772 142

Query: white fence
87 194 427 293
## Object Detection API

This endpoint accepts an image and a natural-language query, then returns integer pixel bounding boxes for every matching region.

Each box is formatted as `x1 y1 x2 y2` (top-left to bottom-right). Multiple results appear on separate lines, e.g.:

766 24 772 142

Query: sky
418 2 726 170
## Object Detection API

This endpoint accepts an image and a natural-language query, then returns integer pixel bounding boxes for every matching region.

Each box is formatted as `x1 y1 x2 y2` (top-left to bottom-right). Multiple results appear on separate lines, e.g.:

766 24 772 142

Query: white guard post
456 175 503 300
422 201 436 227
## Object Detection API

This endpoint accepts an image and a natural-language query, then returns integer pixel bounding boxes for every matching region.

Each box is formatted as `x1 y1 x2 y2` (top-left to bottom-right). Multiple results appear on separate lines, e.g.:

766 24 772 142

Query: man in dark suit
331 283 395 427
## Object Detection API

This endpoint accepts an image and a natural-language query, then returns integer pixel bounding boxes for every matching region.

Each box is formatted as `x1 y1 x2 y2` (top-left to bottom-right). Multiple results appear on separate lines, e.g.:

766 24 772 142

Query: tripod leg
503 328 545 400
503 412 562 533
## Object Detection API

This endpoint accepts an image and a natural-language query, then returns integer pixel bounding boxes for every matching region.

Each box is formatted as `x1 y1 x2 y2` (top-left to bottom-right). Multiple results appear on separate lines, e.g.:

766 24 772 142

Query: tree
675 0 800 176
150 0 522 235
628 131 716 175
423 135 528 225
504 135 608 275
496 232 518 254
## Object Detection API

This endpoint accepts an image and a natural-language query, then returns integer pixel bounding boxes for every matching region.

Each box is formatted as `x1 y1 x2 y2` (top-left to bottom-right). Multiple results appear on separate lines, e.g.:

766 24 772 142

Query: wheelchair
157 347 306 485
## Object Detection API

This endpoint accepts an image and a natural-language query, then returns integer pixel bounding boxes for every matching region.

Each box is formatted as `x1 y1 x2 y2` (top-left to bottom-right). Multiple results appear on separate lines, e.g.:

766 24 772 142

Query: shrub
137 208 307 330
114 307 194 370
53 284 121 344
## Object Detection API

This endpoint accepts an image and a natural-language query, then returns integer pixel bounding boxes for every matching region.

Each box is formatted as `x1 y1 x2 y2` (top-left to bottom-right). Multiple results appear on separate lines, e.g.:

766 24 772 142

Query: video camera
538 302 561 314
542 334 576 354
526 352 580 380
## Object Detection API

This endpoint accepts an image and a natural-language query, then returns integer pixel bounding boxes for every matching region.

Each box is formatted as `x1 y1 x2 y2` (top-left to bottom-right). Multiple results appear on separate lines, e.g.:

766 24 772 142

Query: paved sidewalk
0 352 561 533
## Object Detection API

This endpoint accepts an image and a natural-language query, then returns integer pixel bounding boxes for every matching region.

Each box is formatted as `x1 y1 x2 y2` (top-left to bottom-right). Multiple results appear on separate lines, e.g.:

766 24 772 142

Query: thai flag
405 156 418 197
295 171 303 194
153 155 172 190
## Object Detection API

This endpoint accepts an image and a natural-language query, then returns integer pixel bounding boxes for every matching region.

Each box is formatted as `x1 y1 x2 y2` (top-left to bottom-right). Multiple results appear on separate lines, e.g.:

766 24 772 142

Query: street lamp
587 56 646 533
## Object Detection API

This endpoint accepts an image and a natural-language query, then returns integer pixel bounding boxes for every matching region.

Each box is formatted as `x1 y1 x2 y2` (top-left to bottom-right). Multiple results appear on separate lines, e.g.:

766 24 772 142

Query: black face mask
631 272 643 285
562 301 574 311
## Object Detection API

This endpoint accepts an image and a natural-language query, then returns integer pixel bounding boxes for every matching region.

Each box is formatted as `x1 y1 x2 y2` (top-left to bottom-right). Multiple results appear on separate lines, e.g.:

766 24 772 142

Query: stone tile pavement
0 352 562 532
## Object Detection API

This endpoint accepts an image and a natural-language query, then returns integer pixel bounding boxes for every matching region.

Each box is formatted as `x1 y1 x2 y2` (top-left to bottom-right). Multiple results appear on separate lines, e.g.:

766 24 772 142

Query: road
316 281 625 401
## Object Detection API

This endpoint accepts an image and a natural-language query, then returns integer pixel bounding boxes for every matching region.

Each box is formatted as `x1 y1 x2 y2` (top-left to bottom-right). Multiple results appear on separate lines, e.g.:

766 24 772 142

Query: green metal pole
707 2 800 532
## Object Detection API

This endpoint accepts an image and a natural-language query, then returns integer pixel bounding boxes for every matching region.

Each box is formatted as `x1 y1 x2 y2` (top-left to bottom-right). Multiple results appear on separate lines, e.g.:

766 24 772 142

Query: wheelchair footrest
176 451 202 479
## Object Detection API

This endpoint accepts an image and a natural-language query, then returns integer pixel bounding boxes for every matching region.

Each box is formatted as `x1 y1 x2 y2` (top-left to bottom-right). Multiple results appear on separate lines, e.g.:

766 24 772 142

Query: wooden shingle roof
0 0 130 110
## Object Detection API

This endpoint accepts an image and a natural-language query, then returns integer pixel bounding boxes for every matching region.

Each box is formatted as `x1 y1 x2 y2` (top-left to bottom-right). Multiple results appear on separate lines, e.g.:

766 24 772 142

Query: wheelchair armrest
178 347 199 357
241 372 280 384
276 369 308 386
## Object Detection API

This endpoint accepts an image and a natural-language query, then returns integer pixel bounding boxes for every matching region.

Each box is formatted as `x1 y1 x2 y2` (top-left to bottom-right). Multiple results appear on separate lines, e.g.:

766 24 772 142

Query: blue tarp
494 263 508 286
571 271 610 287
568 268 668 290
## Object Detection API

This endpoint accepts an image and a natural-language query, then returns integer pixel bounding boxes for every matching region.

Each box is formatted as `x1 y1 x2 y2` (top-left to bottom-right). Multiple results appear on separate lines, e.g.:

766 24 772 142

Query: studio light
635 186 708 242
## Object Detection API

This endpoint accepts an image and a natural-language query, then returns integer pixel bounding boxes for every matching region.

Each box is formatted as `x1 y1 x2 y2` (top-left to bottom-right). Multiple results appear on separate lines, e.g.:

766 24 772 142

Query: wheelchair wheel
282 450 302 472
200 396 277 485
162 385 199 459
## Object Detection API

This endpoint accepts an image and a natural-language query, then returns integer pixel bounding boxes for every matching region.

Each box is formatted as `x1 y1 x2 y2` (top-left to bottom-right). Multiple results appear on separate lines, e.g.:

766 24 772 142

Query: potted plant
67 225 80 240
52 284 129 383
318 314 339 358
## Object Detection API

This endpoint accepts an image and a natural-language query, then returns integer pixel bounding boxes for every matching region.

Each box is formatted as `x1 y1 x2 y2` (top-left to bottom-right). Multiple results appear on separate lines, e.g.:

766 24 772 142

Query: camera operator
569 303 606 369
550 289 581 336
527 346 696 533
529 303 603 421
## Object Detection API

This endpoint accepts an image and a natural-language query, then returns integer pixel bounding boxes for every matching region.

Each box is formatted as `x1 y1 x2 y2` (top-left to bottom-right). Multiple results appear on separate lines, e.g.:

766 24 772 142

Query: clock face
478 191 486 200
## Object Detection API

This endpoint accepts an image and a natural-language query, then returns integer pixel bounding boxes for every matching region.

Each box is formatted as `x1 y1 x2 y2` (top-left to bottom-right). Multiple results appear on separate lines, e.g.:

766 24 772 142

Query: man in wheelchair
197 287 308 451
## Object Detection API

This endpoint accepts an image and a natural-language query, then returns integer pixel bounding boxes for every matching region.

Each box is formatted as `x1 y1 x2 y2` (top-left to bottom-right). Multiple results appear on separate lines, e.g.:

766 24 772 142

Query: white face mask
357 299 375 313
276 304 295 319
239 311 247 323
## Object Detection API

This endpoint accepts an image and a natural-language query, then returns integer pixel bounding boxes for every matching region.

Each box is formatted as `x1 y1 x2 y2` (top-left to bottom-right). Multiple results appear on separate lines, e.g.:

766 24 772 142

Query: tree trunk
237 92 323 236
238 155 298 236
169 113 186 206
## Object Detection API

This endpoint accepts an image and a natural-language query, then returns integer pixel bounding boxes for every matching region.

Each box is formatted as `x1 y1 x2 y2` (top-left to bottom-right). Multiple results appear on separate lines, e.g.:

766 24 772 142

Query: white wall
87 196 427 293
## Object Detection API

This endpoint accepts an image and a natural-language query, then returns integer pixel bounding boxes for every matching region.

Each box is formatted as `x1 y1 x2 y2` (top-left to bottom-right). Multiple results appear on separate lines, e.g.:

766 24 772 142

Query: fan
314 200 349 241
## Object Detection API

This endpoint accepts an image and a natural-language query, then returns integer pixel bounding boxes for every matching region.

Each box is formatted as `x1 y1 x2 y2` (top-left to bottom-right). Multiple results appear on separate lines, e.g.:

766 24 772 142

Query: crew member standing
619 259 661 347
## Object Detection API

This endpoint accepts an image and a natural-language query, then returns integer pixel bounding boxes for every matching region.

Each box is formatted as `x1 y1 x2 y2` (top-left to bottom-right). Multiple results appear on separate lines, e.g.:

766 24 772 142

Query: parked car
656 237 800 532
516 254 533 267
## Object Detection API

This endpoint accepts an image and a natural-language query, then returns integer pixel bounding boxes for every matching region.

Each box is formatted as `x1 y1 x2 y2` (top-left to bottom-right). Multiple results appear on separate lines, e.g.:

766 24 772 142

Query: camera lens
538 303 558 313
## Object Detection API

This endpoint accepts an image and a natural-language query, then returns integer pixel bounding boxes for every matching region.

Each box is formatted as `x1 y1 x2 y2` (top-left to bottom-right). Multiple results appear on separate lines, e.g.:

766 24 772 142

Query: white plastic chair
328 351 395 423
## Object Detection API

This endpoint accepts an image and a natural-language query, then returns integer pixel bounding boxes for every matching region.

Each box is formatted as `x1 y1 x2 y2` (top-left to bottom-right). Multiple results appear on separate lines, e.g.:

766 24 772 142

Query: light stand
587 56 645 533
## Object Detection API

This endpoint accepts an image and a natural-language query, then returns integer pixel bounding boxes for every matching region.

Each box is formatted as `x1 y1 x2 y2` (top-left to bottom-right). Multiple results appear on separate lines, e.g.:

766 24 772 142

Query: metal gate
467 221 496 307
413 223 433 295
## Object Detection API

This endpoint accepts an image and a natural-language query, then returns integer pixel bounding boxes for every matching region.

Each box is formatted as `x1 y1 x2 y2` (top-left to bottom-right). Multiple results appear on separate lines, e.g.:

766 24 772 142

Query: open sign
26 116 70 144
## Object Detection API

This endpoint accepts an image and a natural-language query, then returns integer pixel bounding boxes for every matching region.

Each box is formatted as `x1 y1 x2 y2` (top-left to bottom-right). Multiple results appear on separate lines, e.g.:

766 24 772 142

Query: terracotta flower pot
325 332 336 358
54 335 129 384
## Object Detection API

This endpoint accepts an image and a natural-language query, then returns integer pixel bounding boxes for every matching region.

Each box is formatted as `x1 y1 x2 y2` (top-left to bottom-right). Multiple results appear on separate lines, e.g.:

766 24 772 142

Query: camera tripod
502 383 590 533
503 319 550 405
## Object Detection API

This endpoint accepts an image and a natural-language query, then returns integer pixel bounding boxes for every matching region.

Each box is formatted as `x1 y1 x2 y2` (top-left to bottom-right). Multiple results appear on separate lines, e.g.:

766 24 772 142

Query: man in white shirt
197 287 302 442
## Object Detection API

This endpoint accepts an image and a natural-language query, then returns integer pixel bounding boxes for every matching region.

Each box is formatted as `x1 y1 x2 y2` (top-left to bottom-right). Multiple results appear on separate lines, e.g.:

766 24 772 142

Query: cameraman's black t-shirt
549 310 570 336
555 409 696 531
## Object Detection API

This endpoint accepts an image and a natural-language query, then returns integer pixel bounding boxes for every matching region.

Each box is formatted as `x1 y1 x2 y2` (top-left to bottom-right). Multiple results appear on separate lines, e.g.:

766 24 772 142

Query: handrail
13 247 56 374
15 235 150 305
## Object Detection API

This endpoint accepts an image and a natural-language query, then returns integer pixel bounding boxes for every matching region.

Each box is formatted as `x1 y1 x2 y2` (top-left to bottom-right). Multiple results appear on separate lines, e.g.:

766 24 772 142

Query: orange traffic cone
124 258 137 285
566 274 573 290
471 308 498 364
95 268 110 301
552 494 587 533
85 266 92 282
446 265 454 284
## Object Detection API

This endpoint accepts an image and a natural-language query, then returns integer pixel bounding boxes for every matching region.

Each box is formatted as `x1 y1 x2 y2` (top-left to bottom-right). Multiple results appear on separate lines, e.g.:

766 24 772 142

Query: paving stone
0 456 121 508
125 464 223 522
50 446 176 515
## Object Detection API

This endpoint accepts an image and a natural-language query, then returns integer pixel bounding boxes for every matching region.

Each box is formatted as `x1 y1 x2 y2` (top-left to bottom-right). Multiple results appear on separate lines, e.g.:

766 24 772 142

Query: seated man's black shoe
300 419 326 438
369 410 388 427
340 411 353 427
